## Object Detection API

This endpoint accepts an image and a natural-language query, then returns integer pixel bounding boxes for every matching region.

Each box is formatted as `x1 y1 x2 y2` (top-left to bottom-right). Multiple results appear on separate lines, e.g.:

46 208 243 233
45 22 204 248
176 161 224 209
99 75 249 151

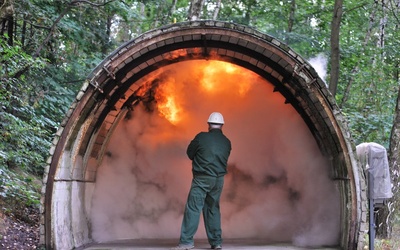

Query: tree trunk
339 3 377 107
0 0 14 45
0 0 14 20
6 12 12 45
387 74 400 239
372 0 390 238
375 204 394 238
288 0 295 32
188 0 205 21
21 16 26 48
381 0 399 239
243 0 256 25
212 0 221 20
169 0 177 18
329 0 343 96
377 0 387 58
104 15 112 54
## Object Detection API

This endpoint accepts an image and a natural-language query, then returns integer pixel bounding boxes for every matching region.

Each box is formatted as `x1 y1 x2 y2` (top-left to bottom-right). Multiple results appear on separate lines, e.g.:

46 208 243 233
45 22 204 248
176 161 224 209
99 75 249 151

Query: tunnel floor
77 239 341 250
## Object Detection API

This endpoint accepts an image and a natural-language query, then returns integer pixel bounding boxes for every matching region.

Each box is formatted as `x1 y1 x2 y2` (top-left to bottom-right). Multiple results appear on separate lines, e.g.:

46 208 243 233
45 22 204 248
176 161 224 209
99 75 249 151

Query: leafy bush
0 110 51 175
0 167 41 224
1 37 57 224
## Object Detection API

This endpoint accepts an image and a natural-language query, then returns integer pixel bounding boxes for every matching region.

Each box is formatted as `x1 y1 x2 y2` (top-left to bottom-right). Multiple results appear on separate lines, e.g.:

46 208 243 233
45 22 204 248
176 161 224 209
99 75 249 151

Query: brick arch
41 21 366 249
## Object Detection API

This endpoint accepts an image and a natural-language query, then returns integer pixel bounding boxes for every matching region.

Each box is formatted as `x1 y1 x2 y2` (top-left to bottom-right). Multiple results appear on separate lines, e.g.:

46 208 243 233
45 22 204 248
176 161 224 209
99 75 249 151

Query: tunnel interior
41 21 366 250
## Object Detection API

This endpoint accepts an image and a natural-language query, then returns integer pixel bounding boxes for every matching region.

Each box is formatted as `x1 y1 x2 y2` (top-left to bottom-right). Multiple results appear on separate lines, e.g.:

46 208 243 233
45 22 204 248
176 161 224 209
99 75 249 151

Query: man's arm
186 136 199 160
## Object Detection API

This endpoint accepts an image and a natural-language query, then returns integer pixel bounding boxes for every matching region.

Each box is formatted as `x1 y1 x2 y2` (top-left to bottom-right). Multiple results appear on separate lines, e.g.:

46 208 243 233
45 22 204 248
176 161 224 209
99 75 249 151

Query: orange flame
200 61 251 96
154 77 181 125
201 61 236 91
135 60 257 125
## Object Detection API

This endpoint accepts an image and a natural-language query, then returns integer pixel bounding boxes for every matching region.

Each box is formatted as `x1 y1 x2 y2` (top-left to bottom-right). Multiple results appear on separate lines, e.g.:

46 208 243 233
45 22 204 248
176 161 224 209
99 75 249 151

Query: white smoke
309 53 328 84
89 60 340 246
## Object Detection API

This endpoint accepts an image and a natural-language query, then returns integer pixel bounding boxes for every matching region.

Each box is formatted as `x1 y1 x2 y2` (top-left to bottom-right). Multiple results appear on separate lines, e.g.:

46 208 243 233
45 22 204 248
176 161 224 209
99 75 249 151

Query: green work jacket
187 129 231 177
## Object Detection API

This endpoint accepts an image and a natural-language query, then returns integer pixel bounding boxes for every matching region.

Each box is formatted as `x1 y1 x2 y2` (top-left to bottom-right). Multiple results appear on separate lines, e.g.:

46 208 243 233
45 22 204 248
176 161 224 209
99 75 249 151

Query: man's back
187 129 231 177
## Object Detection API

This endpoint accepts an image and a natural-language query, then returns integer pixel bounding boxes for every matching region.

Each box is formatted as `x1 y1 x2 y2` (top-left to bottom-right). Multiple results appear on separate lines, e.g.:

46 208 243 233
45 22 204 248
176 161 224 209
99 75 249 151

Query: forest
0 0 399 249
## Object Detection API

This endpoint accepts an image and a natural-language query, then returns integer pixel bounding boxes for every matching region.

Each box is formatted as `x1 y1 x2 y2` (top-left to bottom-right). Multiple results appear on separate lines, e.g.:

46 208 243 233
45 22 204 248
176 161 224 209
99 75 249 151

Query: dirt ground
0 211 40 250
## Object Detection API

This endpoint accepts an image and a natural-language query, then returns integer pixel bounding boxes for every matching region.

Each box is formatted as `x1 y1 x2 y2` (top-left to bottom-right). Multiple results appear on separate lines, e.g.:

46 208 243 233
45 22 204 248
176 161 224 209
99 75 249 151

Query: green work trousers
179 175 224 246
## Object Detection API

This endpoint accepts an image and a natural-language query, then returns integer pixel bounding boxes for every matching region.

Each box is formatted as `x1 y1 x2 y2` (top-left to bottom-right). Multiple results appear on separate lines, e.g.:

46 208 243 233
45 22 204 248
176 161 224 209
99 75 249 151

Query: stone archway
40 21 366 250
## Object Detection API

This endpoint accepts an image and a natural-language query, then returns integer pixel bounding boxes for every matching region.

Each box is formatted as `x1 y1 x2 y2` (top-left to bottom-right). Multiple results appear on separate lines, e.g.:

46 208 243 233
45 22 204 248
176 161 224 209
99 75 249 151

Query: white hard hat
208 112 224 124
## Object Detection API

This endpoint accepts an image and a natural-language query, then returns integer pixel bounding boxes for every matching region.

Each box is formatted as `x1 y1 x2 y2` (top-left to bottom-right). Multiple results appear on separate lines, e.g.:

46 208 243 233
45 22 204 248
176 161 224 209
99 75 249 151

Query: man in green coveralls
172 112 232 250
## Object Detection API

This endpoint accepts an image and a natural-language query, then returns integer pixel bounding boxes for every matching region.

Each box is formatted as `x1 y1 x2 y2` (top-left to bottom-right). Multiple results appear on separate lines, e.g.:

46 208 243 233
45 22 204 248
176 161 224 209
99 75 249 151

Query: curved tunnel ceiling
42 21 365 249
91 22 338 161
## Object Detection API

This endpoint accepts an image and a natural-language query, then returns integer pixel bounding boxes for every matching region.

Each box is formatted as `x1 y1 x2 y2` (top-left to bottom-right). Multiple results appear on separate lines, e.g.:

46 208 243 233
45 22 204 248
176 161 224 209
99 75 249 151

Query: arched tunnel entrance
40 21 367 250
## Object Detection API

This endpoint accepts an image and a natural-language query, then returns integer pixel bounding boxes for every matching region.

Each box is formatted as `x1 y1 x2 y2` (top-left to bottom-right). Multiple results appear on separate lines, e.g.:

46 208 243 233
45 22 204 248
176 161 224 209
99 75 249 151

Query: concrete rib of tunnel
40 20 366 250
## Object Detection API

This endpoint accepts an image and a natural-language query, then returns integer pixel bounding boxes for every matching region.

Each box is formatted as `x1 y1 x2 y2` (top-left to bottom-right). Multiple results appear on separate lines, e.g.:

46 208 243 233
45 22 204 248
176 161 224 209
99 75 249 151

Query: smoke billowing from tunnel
90 60 340 247
309 53 328 84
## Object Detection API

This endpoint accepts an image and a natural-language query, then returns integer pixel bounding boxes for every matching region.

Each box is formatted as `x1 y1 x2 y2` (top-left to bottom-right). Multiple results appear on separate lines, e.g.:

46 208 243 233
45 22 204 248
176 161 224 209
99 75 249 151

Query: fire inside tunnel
40 21 367 250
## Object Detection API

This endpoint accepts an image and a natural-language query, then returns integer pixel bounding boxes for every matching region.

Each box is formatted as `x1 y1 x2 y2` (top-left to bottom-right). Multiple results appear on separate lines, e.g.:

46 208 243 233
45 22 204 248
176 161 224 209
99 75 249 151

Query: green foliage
110 0 187 41
0 39 46 78
0 40 50 175
0 111 50 174
0 168 41 224
344 110 394 148
336 0 400 147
